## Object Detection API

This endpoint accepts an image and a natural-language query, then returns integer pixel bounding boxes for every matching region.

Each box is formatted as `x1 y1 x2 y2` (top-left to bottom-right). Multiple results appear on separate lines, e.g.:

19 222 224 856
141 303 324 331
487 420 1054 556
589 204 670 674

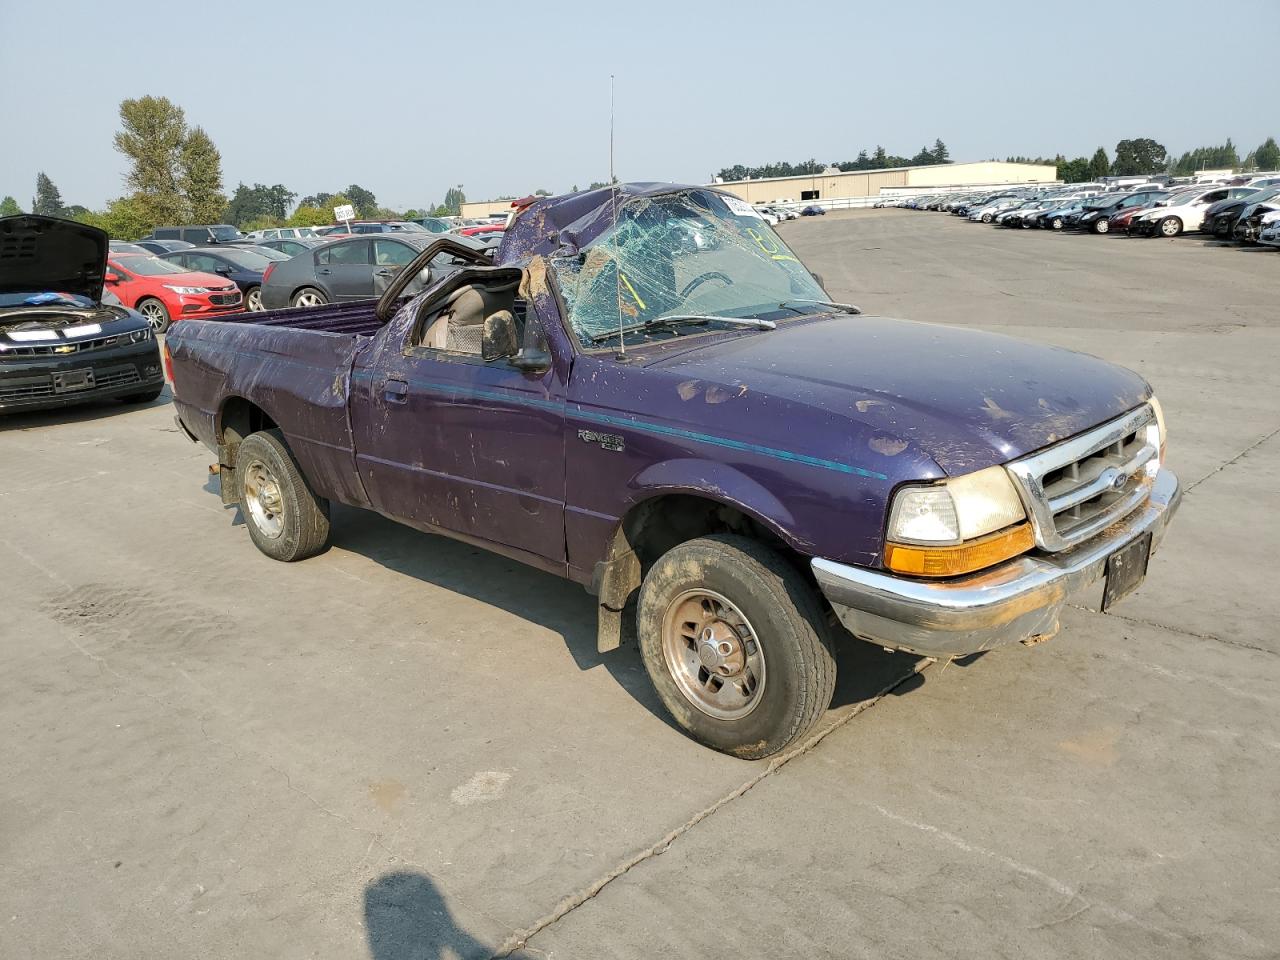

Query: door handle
383 379 409 404
317 268 331 275
374 268 394 277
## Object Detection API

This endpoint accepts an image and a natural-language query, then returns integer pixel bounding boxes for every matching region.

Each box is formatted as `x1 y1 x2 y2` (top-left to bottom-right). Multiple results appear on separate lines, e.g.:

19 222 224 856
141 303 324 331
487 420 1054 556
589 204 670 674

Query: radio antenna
610 74 625 359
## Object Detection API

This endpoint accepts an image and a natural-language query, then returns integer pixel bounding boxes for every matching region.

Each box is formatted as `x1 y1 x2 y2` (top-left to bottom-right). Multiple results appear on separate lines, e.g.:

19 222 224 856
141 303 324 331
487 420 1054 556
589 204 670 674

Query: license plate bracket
53 369 95 393
1102 532 1153 611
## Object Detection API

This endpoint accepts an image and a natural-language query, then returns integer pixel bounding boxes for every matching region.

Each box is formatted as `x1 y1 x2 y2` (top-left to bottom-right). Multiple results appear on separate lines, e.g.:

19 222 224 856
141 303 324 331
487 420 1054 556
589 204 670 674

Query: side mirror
482 310 520 361
511 348 552 373
104 272 120 284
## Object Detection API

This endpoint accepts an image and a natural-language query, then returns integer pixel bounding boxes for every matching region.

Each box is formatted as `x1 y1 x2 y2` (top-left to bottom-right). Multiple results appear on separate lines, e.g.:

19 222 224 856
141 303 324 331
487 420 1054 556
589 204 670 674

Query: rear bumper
812 467 1181 658
0 341 163 413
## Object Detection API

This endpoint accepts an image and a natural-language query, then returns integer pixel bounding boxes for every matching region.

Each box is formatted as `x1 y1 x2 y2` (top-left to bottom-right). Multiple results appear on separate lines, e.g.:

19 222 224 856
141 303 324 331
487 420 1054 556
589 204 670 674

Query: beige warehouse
460 160 1057 218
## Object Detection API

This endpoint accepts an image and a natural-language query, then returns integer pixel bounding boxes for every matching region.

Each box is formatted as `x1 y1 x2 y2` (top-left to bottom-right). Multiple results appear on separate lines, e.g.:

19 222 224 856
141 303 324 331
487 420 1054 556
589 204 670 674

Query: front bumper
812 467 1181 658
0 340 163 413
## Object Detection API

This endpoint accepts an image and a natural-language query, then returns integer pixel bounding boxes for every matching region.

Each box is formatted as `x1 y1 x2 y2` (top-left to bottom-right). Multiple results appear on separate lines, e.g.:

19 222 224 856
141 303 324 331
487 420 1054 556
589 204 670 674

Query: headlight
885 466 1032 577
163 284 211 294
1148 395 1166 464
128 327 152 343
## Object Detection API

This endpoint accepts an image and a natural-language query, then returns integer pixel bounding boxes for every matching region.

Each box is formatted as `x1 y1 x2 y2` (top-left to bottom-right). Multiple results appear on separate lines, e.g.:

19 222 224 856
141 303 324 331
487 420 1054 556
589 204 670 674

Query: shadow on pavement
365 871 491 960
0 385 172 433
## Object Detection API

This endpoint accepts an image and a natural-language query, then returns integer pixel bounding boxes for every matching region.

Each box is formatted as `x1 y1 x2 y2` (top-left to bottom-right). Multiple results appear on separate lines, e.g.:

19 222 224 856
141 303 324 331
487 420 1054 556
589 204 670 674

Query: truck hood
0 215 108 302
642 315 1151 475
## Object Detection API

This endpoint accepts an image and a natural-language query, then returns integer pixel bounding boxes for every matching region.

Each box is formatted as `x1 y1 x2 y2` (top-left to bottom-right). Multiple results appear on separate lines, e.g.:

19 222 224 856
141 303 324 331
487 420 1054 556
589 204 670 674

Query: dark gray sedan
260 233 488 309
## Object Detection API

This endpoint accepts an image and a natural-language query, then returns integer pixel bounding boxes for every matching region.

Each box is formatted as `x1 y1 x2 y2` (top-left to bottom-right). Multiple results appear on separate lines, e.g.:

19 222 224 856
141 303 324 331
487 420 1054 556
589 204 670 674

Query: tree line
717 140 951 181
0 95 472 239
1007 136 1280 183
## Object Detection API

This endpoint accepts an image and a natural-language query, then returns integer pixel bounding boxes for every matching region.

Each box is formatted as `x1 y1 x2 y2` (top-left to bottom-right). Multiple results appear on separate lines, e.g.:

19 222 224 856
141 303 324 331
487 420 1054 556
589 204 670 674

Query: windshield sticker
722 196 761 219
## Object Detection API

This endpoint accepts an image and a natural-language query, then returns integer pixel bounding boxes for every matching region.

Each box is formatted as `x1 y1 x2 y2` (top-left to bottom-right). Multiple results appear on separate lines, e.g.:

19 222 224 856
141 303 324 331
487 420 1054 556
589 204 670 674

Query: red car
105 254 243 333
458 223 506 236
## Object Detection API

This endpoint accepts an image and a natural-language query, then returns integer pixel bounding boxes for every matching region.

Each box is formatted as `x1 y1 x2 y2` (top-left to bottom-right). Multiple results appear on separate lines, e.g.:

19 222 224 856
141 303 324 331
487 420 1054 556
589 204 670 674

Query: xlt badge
578 428 624 452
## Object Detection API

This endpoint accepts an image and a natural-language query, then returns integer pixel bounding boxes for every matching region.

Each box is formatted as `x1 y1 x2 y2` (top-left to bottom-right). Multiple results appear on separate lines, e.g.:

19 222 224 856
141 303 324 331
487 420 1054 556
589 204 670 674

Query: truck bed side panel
168 319 369 507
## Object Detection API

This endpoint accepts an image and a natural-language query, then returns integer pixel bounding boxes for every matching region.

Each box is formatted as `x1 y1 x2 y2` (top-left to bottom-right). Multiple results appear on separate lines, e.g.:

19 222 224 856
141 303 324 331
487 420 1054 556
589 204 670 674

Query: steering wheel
679 271 733 300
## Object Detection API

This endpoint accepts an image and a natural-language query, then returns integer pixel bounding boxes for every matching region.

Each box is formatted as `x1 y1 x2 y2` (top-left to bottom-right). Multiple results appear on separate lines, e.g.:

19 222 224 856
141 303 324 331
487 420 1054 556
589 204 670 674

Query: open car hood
0 215 108 302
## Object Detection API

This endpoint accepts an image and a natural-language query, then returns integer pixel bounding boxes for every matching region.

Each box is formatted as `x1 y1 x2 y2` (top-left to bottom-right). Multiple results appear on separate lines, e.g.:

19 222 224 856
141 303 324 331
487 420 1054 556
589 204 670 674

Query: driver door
349 269 568 570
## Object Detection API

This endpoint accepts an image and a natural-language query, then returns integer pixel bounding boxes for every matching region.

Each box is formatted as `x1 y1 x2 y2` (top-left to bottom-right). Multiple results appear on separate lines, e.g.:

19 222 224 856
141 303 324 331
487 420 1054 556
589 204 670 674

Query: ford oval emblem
1110 470 1128 491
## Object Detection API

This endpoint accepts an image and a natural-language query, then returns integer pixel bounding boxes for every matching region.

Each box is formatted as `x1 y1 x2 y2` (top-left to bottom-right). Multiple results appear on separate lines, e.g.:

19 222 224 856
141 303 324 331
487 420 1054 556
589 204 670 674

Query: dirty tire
637 535 837 759
236 429 330 562
118 384 164 404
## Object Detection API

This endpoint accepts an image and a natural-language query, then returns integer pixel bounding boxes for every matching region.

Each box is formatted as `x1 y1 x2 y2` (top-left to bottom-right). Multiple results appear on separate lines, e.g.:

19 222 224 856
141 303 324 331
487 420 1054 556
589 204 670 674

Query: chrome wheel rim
242 459 285 539
661 589 765 720
247 288 263 311
140 300 167 330
1161 219 1179 237
294 291 323 307
1096 220 1109 233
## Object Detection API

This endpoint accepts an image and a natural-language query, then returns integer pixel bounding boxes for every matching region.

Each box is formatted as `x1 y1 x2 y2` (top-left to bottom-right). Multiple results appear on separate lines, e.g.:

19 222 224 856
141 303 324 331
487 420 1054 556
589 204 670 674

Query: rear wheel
235 429 331 562
244 285 263 311
291 287 328 308
637 535 837 759
137 297 170 334
1159 216 1183 238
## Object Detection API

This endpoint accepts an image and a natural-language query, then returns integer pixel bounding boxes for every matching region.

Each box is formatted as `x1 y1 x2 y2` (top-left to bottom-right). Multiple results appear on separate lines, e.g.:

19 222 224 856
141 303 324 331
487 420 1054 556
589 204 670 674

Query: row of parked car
892 175 1280 246
103 219 505 331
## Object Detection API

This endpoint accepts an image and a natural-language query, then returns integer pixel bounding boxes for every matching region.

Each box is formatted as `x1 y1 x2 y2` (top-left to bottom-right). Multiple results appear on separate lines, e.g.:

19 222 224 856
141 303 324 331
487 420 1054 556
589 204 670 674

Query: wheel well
218 396 277 466
594 493 804 611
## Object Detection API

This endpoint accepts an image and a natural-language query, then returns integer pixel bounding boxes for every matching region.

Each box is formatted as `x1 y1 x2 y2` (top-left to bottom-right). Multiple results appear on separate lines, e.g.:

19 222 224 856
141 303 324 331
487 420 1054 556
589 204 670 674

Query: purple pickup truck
169 184 1180 758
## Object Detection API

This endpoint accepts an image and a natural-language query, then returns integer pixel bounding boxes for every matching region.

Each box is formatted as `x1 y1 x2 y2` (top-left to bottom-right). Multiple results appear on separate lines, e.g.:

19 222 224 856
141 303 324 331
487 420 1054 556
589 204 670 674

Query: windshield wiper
588 314 775 345
777 298 862 315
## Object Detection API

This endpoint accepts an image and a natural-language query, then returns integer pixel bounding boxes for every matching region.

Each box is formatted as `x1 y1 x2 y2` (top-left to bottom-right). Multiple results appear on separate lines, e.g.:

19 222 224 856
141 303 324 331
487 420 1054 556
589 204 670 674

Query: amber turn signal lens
885 523 1035 577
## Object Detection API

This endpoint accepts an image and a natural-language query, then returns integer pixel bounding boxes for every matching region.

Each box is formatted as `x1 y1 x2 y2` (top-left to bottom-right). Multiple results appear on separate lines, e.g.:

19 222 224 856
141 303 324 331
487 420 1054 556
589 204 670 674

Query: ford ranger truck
167 184 1180 759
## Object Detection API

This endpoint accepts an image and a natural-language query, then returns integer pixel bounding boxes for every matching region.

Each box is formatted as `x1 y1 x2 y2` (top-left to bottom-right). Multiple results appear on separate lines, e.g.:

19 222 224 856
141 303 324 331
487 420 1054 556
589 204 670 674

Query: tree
440 185 466 215
932 139 950 163
286 204 331 227
179 126 226 223
114 95 188 225
0 195 22 217
1087 147 1110 180
1058 157 1091 184
343 184 377 217
1255 137 1280 171
33 172 64 216
225 182 297 226
1112 138 1167 176
67 196 154 240
910 145 934 165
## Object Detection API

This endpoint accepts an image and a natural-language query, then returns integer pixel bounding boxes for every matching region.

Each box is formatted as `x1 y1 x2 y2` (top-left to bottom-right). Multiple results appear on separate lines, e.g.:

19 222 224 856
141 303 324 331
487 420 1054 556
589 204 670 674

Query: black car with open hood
1 215 165 414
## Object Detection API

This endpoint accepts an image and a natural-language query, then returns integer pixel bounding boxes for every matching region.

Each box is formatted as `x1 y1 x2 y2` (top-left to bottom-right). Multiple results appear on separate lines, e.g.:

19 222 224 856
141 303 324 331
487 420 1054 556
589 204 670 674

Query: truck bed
211 300 385 337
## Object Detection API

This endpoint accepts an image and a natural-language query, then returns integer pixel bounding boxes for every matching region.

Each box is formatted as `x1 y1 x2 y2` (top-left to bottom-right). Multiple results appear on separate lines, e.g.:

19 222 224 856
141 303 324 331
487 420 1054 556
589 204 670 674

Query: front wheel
1159 216 1183 238
1051 217 1064 231
137 297 171 334
1093 219 1110 234
637 535 837 759
981 213 993 223
235 429 331 562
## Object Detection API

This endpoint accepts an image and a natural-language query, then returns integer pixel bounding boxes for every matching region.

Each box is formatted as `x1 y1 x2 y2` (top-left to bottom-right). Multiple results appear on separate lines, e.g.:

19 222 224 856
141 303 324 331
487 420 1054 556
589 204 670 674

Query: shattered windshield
551 189 827 345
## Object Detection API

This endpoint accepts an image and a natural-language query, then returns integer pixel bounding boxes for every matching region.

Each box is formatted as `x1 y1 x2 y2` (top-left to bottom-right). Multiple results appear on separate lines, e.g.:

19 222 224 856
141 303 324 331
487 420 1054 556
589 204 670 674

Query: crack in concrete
1067 604 1276 657
490 660 931 958
1187 424 1280 492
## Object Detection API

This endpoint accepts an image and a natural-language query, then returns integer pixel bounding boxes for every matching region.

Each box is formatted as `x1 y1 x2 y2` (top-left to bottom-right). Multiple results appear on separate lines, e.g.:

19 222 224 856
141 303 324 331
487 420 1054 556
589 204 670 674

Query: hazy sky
2 0 1277 212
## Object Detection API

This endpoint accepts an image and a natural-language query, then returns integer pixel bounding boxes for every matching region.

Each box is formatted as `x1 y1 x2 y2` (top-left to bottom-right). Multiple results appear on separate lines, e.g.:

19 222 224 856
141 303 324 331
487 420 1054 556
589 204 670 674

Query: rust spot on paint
870 437 909 456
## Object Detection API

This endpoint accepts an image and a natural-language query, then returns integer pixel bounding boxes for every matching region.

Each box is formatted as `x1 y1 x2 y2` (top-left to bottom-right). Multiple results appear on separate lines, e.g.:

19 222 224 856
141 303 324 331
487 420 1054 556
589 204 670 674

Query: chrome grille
1006 405 1160 552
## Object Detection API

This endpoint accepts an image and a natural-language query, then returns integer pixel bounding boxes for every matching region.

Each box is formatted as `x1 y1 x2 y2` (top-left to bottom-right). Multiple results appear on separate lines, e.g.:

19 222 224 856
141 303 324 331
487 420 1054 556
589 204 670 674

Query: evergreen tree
1255 137 1280 171
932 138 950 163
178 126 226 223
1087 147 1110 180
33 172 64 216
